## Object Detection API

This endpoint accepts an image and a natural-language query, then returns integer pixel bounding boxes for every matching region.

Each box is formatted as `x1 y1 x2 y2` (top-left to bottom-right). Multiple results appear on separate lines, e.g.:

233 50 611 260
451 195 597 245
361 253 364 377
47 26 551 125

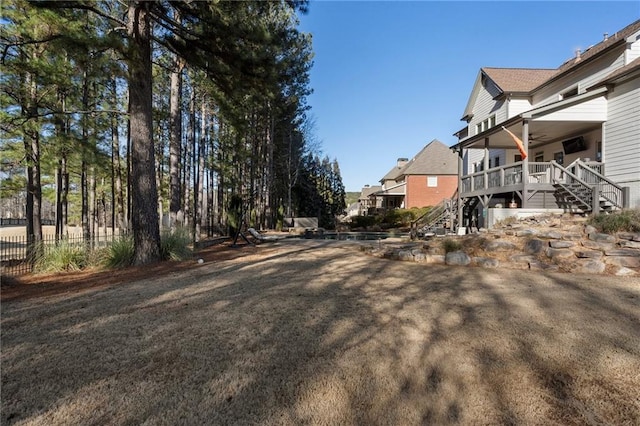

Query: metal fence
1 232 123 277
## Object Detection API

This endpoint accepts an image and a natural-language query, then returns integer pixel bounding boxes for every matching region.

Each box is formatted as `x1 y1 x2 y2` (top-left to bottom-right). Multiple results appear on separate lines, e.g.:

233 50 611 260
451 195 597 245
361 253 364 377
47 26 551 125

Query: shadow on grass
1 240 639 424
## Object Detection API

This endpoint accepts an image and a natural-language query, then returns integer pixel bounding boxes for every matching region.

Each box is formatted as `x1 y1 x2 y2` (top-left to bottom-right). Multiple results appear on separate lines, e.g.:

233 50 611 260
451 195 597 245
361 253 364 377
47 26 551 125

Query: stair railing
550 161 593 211
573 159 624 209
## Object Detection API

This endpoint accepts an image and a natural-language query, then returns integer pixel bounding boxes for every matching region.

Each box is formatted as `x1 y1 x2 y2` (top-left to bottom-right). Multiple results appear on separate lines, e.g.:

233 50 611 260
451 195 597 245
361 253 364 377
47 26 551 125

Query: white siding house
450 19 640 228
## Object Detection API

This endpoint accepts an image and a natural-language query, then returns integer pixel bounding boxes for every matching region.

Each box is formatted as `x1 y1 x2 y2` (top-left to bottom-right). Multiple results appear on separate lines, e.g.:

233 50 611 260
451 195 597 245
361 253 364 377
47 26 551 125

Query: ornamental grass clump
160 227 192 261
34 240 87 273
442 238 462 253
588 208 640 234
105 235 135 268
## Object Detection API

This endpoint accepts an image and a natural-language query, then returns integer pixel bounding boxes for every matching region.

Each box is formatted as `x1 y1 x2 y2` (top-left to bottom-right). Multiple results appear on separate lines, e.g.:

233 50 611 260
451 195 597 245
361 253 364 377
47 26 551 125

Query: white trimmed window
427 176 438 187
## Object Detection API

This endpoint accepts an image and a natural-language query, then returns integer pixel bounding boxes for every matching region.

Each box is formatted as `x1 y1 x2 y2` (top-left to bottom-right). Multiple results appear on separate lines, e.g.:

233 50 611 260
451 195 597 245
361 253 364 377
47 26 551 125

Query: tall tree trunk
128 1 161 264
169 56 184 229
111 79 125 233
194 99 206 242
24 68 42 262
81 69 91 243
183 85 195 227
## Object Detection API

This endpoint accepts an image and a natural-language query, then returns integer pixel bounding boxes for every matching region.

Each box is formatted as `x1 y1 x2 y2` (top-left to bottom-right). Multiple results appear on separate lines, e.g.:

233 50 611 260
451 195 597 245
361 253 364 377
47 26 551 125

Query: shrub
442 238 462 253
350 215 379 229
588 208 640 234
34 240 87 273
105 235 135 268
161 227 193 261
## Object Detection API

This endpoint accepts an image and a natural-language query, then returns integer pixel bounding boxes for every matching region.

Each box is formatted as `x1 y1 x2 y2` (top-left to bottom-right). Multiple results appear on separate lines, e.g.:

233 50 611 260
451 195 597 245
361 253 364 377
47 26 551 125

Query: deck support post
522 119 530 208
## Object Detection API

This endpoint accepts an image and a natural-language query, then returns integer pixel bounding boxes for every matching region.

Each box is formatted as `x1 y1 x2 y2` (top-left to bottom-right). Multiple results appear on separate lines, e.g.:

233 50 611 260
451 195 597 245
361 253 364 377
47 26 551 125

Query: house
448 19 640 229
357 184 382 216
372 139 459 210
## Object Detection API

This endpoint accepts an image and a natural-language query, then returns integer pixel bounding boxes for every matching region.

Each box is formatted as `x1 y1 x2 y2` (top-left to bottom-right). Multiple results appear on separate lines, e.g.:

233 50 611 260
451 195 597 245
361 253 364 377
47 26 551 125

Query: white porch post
457 148 464 228
483 137 489 189
522 119 529 208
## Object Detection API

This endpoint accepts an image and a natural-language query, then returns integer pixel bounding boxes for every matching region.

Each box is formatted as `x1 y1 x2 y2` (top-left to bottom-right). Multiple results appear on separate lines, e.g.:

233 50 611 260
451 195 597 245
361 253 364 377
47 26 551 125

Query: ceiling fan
529 133 551 142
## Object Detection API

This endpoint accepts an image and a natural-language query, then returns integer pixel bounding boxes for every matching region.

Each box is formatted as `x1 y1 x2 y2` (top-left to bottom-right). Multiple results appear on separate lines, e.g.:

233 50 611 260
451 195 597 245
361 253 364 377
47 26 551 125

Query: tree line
1 0 346 265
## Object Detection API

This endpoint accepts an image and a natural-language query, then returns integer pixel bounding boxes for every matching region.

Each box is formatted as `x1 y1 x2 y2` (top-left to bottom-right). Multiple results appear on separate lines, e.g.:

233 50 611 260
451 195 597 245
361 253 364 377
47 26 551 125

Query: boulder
614 267 637 276
539 230 563 239
397 250 414 261
413 251 427 262
483 240 518 252
589 233 616 243
574 249 603 259
473 257 500 268
604 249 640 257
515 229 537 237
445 251 471 266
549 240 574 249
546 248 575 260
618 240 640 249
581 240 615 251
562 233 583 241
604 256 640 268
524 239 546 254
425 254 446 264
576 259 606 274
584 225 598 235
617 232 640 241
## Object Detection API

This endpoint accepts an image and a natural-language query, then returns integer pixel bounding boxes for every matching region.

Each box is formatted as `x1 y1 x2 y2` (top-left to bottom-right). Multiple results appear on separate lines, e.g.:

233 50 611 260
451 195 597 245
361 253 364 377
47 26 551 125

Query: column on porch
522 119 529 208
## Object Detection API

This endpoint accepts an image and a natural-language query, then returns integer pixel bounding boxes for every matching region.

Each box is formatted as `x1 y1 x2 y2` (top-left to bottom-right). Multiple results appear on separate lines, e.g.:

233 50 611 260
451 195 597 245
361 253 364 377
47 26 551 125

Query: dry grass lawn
2 239 640 425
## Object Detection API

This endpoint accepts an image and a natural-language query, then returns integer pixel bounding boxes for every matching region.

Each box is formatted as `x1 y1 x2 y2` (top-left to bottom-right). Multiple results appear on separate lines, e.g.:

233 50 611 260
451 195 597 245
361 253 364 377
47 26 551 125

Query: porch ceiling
455 86 608 151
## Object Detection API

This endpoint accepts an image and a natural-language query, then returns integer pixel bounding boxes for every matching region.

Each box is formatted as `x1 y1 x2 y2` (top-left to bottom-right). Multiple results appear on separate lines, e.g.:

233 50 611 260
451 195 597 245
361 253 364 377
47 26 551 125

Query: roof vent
603 32 608 42
574 49 581 62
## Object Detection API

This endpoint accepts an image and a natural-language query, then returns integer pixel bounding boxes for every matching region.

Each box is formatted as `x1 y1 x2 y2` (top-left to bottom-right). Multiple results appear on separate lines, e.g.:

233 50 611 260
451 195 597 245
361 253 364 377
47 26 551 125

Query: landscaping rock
524 238 546 254
584 225 598 235
474 257 500 268
515 229 537 237
549 240 575 249
614 267 637 276
413 252 427 262
445 251 471 266
483 240 518 251
604 256 640 268
529 261 559 271
581 240 615 251
576 259 606 274
397 250 414 261
546 248 575 260
426 254 445 264
539 230 563 239
562 233 583 241
589 233 617 243
574 249 603 259
617 232 640 241
618 240 640 249
604 249 640 257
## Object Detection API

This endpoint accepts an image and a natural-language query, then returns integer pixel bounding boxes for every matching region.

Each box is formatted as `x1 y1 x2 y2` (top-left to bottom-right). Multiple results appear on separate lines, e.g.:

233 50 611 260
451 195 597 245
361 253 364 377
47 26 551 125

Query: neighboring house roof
358 185 381 200
397 139 458 177
482 67 556 94
373 182 406 196
381 164 404 182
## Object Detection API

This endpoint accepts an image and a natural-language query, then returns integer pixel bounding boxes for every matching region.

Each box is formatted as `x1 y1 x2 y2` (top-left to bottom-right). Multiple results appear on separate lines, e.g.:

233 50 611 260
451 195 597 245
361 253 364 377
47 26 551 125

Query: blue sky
298 1 640 192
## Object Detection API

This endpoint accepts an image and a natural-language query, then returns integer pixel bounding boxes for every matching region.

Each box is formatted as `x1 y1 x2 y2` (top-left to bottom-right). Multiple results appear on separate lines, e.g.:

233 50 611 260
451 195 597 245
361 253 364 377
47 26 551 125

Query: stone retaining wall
361 216 639 276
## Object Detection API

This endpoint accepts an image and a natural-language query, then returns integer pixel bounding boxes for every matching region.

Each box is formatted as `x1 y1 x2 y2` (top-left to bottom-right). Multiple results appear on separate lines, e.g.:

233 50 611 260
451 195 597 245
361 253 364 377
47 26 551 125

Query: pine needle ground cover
2 240 639 425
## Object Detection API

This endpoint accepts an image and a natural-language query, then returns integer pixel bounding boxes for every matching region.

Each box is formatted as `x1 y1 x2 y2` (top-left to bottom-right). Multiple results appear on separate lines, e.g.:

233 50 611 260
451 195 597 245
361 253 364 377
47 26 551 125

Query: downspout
522 119 529 208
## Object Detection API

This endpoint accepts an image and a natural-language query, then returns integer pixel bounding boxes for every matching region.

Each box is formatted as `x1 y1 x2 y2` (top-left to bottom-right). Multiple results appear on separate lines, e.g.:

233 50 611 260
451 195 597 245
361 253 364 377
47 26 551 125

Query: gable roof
553 19 640 78
381 164 405 182
462 19 640 121
397 139 458 177
358 185 381 200
482 67 556 94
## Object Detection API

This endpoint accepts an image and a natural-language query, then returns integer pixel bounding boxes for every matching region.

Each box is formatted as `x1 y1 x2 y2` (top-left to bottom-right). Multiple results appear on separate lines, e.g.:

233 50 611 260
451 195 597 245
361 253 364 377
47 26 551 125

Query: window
427 176 438 187
475 115 496 135
515 154 522 162
535 152 544 162
596 141 602 161
494 156 500 167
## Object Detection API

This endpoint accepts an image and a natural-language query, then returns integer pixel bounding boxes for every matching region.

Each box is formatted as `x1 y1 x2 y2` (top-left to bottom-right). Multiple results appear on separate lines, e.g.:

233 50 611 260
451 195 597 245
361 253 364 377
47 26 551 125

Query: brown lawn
1 239 639 425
